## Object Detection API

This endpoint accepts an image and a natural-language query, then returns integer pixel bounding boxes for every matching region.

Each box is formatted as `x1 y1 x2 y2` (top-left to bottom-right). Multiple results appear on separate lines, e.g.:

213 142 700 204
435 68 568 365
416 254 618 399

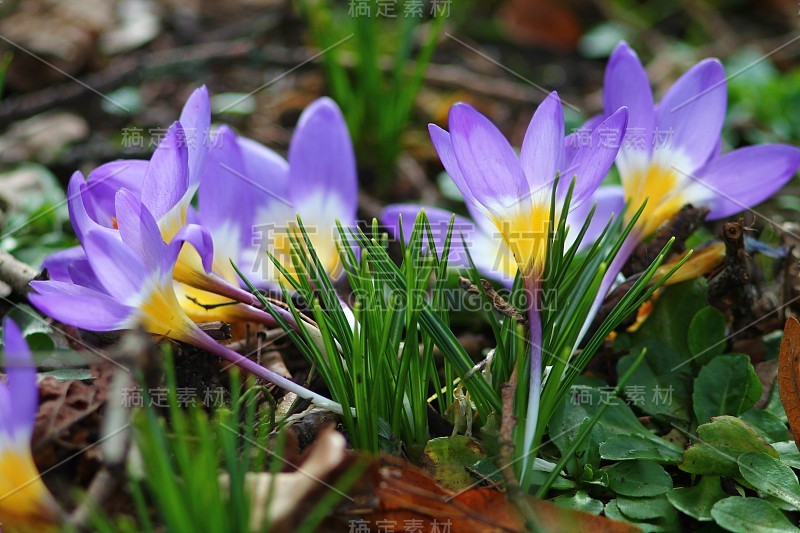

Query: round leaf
606 460 673 497
711 497 796 533
693 354 761 424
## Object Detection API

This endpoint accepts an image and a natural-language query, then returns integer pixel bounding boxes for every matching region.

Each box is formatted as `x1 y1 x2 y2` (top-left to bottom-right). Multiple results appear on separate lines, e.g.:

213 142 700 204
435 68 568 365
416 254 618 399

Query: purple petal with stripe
115 188 167 272
42 245 85 282
68 172 111 243
560 107 628 205
179 86 211 186
520 92 564 190
83 229 147 300
603 42 655 158
29 281 132 331
238 136 291 213
288 97 357 218
163 223 215 275
566 185 625 249
2 317 36 439
655 58 727 172
563 114 604 167
381 204 477 266
448 103 530 213
140 122 190 221
83 160 148 227
199 126 255 251
689 145 800 219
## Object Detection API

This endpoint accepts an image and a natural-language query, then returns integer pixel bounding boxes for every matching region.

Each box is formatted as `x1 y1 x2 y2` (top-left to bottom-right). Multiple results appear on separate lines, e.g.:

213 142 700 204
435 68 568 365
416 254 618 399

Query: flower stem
187 326 343 414
520 275 543 488
574 232 638 349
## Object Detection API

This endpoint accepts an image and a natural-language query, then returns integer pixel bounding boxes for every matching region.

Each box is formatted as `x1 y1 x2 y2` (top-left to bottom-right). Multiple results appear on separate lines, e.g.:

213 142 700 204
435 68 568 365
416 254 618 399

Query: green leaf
616 494 674 521
687 306 727 365
551 491 603 515
773 441 800 469
738 452 800 508
710 497 797 533
604 499 627 522
617 340 691 420
606 460 673 497
419 436 487 492
666 476 727 521
740 410 791 443
549 380 654 475
628 279 708 355
692 354 761 424
599 433 684 464
680 416 778 478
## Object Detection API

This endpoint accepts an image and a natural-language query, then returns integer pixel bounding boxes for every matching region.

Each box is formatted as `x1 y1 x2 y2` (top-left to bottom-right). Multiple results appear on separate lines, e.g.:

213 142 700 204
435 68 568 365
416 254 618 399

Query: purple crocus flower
381 186 625 285
0 318 61 530
576 42 800 343
43 88 278 323
29 192 342 414
605 42 800 239
201 97 358 287
427 92 628 479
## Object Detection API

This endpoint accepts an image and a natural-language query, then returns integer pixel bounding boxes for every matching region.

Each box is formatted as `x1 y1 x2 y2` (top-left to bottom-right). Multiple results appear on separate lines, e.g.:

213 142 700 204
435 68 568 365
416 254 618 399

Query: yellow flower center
0 448 59 532
623 163 686 237
493 204 551 276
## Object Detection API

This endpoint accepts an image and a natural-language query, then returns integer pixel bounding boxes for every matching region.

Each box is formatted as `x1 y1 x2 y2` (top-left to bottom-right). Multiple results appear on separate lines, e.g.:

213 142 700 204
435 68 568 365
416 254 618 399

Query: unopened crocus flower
29 192 342 414
577 42 800 336
381 186 625 285
0 318 61 531
428 92 627 478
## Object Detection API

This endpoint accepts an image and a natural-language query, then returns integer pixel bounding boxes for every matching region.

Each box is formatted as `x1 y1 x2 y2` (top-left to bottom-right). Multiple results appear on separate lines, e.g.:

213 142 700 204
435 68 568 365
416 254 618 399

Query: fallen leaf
335 456 640 533
778 317 800 451
220 427 350 533
498 0 582 50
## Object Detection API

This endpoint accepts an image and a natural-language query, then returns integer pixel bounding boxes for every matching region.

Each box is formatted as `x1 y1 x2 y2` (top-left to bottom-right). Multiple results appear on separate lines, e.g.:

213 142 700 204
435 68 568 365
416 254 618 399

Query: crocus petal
238 136 291 210
67 259 106 293
83 230 147 301
115 188 167 272
68 172 111 243
287 97 357 218
381 204 477 266
83 160 148 226
164 223 215 275
179 86 211 186
561 107 628 205
603 42 655 162
199 126 255 252
684 145 800 219
566 185 625 249
520 92 564 191
41 245 85 282
562 114 602 168
655 58 727 172
448 103 531 215
29 281 133 331
140 122 190 221
2 317 36 439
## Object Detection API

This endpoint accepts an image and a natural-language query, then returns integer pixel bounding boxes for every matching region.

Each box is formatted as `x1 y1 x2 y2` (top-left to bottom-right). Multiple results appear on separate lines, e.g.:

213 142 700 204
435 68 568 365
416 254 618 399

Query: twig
497 369 539 531
624 204 709 276
198 321 233 341
459 276 527 325
0 249 37 295
67 330 157 529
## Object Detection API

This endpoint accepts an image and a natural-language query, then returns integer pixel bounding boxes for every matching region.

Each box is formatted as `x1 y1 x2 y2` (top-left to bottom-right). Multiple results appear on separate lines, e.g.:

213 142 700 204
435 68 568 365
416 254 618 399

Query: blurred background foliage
0 0 798 265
